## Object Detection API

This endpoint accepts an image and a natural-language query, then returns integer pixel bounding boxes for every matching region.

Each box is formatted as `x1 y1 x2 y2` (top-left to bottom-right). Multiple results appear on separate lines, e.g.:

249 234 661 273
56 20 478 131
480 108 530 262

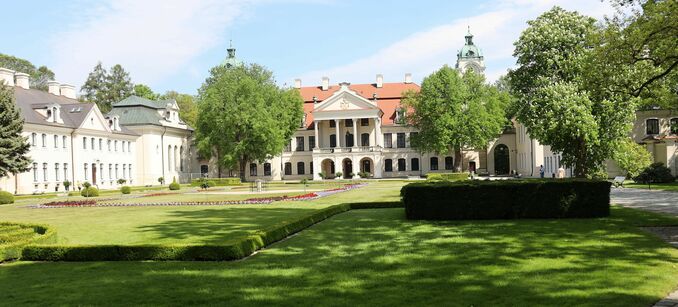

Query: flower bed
31 184 366 208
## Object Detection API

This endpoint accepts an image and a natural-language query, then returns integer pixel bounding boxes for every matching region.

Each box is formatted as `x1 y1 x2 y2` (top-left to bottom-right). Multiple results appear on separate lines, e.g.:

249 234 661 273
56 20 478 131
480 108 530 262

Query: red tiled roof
298 82 420 128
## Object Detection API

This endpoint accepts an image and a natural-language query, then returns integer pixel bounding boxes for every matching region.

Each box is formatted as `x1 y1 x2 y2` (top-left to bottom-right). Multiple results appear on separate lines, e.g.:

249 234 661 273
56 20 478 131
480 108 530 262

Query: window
91 138 95 150
395 108 405 124
128 164 132 179
284 162 292 175
296 136 305 151
310 162 313 174
430 157 439 170
284 140 292 152
109 164 112 179
100 163 104 181
33 163 38 182
397 159 406 171
54 135 58 148
55 163 60 181
99 139 102 151
300 114 307 128
329 120 336 128
62 136 67 148
250 163 257 176
646 118 659 135
297 162 305 175
83 137 87 149
127 141 131 152
361 118 369 126
396 133 406 148
345 133 354 147
308 136 315 150
114 140 118 152
384 159 393 172
107 140 111 151
671 118 678 135
180 146 184 171
42 134 47 147
264 163 272 176
409 132 418 147
330 134 337 148
84 163 88 181
63 163 68 181
123 165 127 179
384 133 392 148
31 133 36 146
43 163 48 181
115 164 119 179
345 119 353 127
122 141 125 152
445 157 454 170
361 133 370 146
411 158 420 171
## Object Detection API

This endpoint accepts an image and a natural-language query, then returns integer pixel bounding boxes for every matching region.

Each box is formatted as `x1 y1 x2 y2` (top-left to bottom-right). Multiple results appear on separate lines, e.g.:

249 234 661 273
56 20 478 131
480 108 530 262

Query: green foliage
0 53 55 91
633 162 675 184
426 173 468 182
116 179 127 185
402 180 611 220
133 84 159 100
82 182 91 189
80 62 134 113
189 178 240 187
0 84 31 177
62 180 71 191
335 172 343 178
0 222 56 261
0 191 14 204
509 7 635 177
404 67 509 171
80 187 99 198
120 186 131 194
196 63 303 181
157 177 165 185
318 172 327 179
357 171 371 179
161 91 197 127
613 139 652 178
169 181 181 191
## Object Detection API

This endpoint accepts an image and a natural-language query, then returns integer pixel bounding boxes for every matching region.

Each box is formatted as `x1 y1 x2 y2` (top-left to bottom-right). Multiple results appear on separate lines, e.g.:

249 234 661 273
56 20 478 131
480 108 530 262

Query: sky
0 0 617 95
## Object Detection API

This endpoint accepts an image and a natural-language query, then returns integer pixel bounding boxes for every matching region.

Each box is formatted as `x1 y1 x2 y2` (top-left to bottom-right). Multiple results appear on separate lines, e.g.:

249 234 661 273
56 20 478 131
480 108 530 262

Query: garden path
611 188 678 216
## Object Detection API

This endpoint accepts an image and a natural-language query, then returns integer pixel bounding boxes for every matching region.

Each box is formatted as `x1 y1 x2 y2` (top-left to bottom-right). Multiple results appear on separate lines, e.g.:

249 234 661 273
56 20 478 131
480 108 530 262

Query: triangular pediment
77 105 112 133
314 87 379 112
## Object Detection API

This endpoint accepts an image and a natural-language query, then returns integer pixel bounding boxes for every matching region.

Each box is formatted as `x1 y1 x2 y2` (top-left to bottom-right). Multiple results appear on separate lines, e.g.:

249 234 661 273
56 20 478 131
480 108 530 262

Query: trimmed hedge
426 173 469 182
80 187 99 197
120 186 132 194
0 191 14 204
0 222 57 261
169 182 181 190
402 180 611 220
190 178 241 187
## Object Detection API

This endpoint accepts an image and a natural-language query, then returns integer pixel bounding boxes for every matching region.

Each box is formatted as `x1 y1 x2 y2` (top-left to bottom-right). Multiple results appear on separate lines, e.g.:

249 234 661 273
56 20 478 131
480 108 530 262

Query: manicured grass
625 181 678 192
1 206 677 306
0 181 403 245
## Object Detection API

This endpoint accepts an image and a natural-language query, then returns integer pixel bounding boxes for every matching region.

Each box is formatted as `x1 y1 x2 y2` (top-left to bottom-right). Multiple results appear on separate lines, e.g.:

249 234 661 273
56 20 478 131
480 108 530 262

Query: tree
196 63 303 181
161 91 197 127
509 7 636 177
133 84 159 100
0 53 55 92
403 66 509 172
81 62 108 105
0 84 31 180
613 138 652 178
80 63 134 113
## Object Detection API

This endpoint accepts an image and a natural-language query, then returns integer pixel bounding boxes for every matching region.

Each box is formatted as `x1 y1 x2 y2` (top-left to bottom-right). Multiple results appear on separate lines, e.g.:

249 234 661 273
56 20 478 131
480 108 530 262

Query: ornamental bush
0 222 57 261
190 178 240 187
80 187 99 198
120 186 131 194
0 191 14 205
426 173 468 182
402 180 611 220
169 182 181 190
633 162 675 184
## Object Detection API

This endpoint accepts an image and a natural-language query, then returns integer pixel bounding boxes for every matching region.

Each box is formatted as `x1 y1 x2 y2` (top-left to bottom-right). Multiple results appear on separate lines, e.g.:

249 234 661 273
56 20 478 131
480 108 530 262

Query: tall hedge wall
402 180 611 220
190 178 241 187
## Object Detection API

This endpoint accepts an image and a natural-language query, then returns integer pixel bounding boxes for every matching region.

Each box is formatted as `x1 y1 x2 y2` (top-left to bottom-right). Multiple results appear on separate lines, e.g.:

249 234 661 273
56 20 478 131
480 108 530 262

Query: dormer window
300 114 307 128
395 108 406 125
646 118 659 135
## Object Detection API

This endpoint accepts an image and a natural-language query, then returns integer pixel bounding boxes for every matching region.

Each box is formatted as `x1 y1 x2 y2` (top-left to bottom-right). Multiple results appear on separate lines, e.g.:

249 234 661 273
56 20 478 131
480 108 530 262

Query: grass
0 181 402 245
625 181 678 192
0 206 677 306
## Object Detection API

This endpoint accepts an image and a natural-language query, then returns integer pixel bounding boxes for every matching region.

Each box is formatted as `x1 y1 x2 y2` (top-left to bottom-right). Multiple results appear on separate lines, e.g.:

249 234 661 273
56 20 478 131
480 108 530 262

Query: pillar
352 118 358 148
375 117 382 147
314 120 319 149
335 119 341 148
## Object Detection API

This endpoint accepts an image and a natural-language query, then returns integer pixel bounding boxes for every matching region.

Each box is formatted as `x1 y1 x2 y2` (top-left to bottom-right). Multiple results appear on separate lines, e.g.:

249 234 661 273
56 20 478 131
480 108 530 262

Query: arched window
32 163 38 182
264 163 271 176
444 157 454 170
167 145 172 171
62 136 67 148
91 138 95 150
31 133 36 146
430 157 439 171
107 140 111 151
411 158 420 171
53 135 58 148
179 146 184 171
384 159 393 172
174 146 178 171
82 137 87 149
249 163 257 176
646 118 659 135
297 162 305 175
41 134 46 147
99 138 103 150
114 140 118 152
397 158 406 171
284 162 292 175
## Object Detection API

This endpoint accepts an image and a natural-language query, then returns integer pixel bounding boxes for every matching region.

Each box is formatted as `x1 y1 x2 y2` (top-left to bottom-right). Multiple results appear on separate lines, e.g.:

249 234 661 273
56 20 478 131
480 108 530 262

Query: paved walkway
611 188 678 216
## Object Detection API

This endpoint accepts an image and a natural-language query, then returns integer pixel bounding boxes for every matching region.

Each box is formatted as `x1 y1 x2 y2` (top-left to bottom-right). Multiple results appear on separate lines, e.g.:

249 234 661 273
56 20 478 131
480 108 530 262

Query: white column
314 120 319 149
352 118 358 148
375 117 382 147
335 119 340 148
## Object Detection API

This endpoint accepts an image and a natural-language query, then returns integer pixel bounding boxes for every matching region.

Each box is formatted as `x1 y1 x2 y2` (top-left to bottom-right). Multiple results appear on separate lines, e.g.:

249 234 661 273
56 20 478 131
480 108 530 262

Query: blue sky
1 0 614 95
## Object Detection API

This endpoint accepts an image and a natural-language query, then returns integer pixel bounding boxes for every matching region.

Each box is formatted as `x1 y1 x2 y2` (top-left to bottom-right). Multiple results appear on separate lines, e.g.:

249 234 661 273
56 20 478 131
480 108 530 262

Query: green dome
457 29 483 59
221 43 243 68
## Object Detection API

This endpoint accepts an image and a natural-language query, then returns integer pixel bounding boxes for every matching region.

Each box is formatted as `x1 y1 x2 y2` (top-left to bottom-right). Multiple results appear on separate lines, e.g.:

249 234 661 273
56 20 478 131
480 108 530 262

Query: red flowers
42 200 97 207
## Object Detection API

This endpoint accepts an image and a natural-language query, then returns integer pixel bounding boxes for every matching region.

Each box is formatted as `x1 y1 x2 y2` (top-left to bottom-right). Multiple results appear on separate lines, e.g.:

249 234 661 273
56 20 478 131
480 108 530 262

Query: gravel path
611 188 678 216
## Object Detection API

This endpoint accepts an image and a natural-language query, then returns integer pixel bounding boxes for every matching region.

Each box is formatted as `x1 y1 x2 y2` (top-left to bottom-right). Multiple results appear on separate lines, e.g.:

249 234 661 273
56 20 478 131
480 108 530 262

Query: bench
613 176 626 188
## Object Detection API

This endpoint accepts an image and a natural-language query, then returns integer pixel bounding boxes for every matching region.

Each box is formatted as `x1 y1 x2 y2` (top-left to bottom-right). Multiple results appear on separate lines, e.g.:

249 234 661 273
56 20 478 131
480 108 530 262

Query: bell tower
455 27 485 74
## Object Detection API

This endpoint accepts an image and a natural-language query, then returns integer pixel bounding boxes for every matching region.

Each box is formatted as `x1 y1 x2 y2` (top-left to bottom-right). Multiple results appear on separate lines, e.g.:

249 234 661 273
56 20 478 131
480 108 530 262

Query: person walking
539 165 545 178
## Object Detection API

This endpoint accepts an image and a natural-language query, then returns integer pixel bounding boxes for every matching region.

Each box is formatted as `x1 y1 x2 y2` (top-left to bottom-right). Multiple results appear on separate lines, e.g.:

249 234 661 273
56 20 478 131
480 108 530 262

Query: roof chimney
321 77 329 91
60 84 76 99
376 74 383 88
14 72 30 89
404 73 412 84
47 81 61 95
0 68 15 87
294 78 302 89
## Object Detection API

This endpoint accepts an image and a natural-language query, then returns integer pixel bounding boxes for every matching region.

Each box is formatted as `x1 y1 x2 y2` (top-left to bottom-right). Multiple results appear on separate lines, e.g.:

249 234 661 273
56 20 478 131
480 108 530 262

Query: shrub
120 186 131 194
158 177 165 185
402 180 611 220
633 162 675 184
426 173 468 182
190 178 240 187
318 172 327 179
0 222 57 261
335 172 343 178
63 180 71 191
358 171 371 179
80 187 99 197
117 179 127 185
169 181 181 190
0 191 14 205
82 182 91 189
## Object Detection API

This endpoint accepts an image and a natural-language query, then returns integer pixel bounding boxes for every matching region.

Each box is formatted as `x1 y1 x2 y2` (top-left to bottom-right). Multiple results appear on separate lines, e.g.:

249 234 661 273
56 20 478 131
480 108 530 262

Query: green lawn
625 181 678 192
1 206 677 306
0 181 403 245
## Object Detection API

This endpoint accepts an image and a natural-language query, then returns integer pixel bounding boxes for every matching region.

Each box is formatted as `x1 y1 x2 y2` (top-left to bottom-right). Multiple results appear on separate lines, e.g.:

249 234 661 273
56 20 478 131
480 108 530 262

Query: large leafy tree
80 63 134 113
161 91 197 127
133 84 159 100
0 53 55 91
196 63 303 181
509 7 636 177
403 66 509 172
0 84 31 181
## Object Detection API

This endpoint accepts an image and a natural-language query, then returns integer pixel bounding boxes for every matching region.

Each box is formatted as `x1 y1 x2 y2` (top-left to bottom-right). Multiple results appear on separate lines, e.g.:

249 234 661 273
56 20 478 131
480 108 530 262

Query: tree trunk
454 146 463 173
239 157 247 183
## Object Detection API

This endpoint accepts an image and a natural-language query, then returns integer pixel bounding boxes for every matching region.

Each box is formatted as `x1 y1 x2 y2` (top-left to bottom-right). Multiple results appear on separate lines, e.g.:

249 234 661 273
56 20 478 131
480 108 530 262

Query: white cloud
294 0 615 85
49 0 254 91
